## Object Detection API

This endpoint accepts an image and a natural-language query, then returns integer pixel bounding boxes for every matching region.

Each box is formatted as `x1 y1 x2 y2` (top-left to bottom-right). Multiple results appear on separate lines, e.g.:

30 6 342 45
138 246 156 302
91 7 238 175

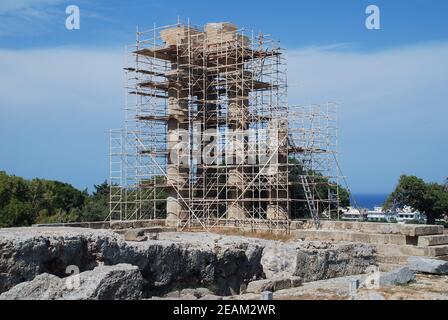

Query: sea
351 194 388 210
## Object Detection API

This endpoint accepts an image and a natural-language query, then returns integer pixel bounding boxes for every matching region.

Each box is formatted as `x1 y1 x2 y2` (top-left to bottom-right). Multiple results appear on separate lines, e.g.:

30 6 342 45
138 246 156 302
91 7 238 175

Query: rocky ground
357 274 448 300
3 226 447 300
0 263 143 300
0 226 376 299
227 273 448 300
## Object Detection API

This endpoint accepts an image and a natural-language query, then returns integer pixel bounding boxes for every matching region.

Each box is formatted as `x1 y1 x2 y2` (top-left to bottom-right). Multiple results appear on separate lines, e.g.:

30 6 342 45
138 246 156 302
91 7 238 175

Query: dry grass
187 227 294 242
276 288 349 300
357 274 448 299
276 293 348 300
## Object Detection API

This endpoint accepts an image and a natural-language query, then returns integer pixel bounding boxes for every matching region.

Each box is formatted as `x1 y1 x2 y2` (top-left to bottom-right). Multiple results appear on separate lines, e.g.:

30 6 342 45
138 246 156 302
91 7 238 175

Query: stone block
124 229 147 242
180 287 213 299
424 245 448 257
199 294 223 300
246 276 302 294
418 235 448 246
272 278 291 291
290 276 303 288
165 290 180 298
317 221 443 236
0 264 143 300
292 229 408 245
408 256 448 275
378 267 415 287
246 279 273 293
375 244 427 257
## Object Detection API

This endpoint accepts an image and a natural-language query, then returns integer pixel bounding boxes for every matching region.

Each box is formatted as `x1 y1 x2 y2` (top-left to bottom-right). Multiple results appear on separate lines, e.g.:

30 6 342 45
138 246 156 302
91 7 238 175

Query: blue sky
0 0 447 194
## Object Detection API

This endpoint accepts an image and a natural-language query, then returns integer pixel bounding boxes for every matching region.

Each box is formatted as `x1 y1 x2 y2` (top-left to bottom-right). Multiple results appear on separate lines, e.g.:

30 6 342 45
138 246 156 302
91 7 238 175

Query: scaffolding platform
109 19 340 231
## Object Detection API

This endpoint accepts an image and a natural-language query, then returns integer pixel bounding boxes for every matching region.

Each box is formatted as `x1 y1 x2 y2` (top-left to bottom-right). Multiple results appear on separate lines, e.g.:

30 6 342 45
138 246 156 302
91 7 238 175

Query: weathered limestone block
124 229 147 242
271 278 295 291
378 267 415 287
418 235 448 246
227 203 246 220
179 294 197 300
292 229 409 245
180 287 213 299
246 279 273 293
0 228 265 296
0 264 143 300
0 227 121 293
290 276 303 287
246 277 303 293
317 221 443 237
199 294 223 300
424 245 448 257
0 227 377 298
160 26 204 46
261 241 376 282
61 264 143 300
0 273 62 300
110 221 134 230
408 256 448 275
266 205 288 220
164 290 181 298
376 243 448 257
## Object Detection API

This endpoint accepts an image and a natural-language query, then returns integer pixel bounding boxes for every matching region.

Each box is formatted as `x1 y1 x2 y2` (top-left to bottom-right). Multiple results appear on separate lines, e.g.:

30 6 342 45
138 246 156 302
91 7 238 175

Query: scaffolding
109 20 340 231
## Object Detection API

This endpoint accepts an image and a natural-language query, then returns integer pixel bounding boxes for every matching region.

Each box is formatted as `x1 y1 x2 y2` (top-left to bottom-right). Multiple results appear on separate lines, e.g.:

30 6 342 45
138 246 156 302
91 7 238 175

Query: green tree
0 171 89 227
423 183 448 224
288 158 350 219
384 175 426 211
36 208 80 224
80 180 110 221
0 198 33 227
0 172 33 227
384 175 448 224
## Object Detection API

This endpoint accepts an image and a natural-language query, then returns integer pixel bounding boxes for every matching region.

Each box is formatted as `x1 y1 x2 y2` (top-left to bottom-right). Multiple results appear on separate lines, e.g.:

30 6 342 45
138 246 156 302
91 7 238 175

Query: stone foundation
0 226 375 298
